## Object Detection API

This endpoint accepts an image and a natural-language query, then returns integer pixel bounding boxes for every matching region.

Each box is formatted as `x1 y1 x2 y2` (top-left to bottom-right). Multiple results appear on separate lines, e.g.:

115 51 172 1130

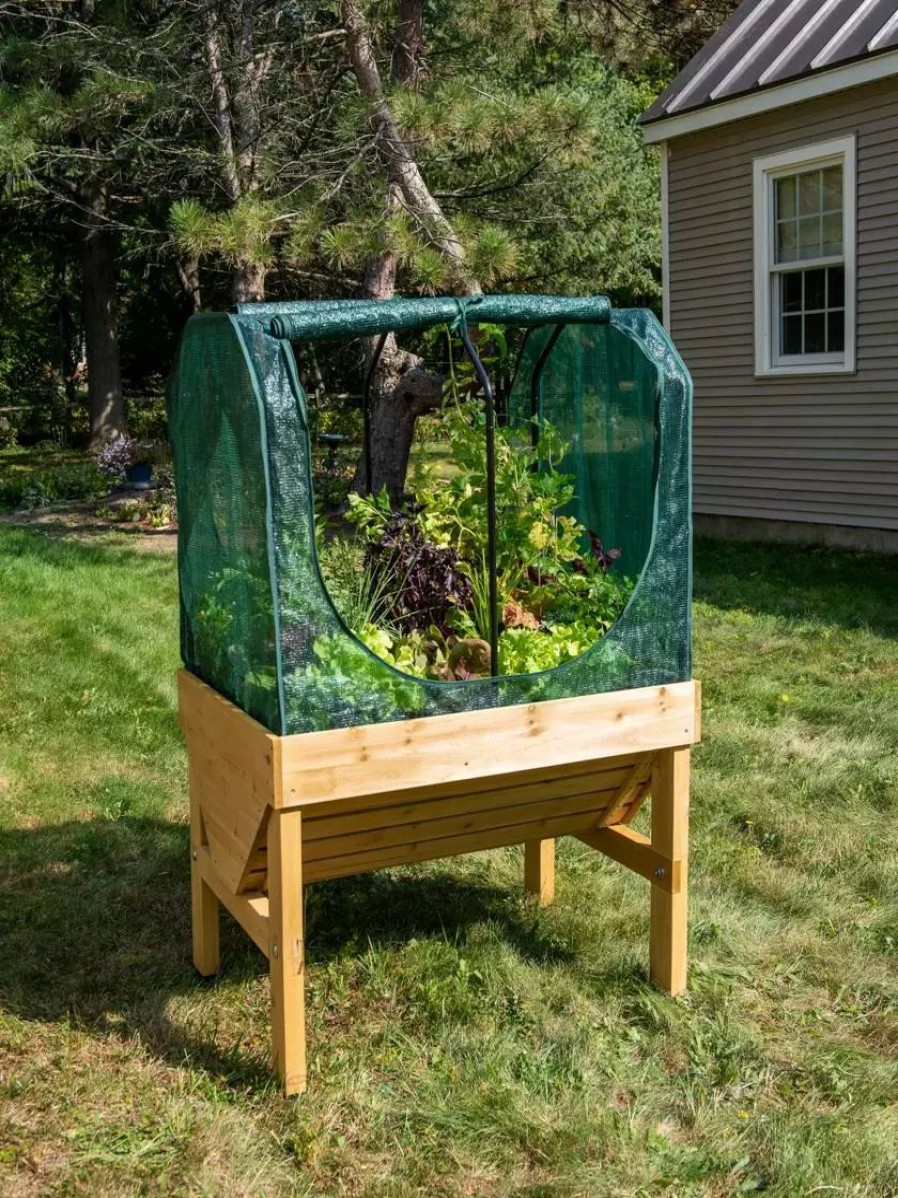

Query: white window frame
753 135 856 377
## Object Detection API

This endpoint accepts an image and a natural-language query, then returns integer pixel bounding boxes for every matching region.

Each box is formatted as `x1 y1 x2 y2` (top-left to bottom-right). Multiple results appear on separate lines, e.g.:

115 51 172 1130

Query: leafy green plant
286 630 423 730
499 621 609 676
0 460 109 511
413 397 581 596
193 565 274 684
317 534 401 635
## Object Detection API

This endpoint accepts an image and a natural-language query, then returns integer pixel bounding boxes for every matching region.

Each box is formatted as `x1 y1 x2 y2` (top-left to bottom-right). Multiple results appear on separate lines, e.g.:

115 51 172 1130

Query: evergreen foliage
0 0 740 446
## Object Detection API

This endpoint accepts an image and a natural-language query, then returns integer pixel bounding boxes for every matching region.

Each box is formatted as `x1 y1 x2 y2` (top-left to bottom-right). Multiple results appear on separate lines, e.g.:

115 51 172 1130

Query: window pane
782 314 803 355
828 310 845 353
822 212 842 257
798 216 822 260
805 268 826 310
799 170 822 216
776 220 798 263
781 271 802 313
776 175 797 220
769 159 848 364
804 312 826 354
822 165 843 211
828 266 845 308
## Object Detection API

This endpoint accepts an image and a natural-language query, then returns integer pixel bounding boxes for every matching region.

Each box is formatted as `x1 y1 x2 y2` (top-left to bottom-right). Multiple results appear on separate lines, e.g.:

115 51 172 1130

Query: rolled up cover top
237 294 612 342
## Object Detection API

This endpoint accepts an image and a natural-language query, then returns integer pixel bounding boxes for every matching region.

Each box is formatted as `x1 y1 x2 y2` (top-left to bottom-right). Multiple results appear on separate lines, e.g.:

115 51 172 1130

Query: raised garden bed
168 294 698 1094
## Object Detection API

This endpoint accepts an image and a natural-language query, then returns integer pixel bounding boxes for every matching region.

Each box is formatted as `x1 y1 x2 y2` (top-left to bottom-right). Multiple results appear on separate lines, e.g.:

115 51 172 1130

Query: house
640 0 898 552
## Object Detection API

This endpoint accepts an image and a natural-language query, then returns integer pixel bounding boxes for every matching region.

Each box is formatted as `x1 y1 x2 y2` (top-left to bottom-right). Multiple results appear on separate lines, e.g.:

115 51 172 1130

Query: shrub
94 436 136 479
0 460 109 511
126 394 169 443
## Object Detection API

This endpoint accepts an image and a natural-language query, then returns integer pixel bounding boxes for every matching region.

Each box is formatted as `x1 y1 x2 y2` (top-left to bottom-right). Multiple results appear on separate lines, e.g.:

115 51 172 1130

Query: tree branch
340 0 477 290
201 0 241 202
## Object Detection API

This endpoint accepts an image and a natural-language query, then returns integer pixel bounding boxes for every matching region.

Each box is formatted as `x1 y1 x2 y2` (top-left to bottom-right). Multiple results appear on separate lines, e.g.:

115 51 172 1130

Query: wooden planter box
180 669 701 1095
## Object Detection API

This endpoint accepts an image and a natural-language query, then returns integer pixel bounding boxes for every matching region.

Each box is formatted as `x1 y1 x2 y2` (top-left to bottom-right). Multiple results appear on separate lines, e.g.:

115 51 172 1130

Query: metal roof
640 0 898 126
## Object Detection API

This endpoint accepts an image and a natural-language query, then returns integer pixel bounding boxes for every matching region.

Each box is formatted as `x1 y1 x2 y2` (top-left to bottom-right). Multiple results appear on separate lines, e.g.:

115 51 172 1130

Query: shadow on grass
694 538 898 636
0 817 579 1088
306 867 579 969
0 520 176 571
0 512 176 548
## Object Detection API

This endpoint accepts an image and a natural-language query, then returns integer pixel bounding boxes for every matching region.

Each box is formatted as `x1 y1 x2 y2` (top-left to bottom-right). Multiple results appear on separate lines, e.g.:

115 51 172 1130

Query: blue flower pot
126 462 153 491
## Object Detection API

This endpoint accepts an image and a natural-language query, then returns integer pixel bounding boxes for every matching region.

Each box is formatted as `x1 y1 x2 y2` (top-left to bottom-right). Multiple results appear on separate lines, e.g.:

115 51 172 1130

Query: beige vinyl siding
668 77 898 530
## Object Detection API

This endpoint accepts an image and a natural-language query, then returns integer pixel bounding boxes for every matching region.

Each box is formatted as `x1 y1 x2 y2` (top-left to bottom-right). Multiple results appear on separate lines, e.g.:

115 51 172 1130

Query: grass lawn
1 526 897 1197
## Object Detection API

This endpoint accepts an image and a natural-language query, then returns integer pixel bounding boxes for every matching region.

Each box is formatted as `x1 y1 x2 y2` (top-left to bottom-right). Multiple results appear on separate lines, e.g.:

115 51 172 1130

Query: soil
0 496 177 553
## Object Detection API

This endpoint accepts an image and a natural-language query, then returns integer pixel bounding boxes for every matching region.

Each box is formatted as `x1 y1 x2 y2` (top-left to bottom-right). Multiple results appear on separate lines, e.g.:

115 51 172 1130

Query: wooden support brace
524 838 555 905
198 847 270 958
597 753 656 828
577 824 682 894
268 810 307 1096
577 745 690 996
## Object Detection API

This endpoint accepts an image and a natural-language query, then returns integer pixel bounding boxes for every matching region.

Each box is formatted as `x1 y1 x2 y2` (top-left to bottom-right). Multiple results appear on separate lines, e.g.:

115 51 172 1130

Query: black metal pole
460 330 500 679
362 332 388 495
529 323 566 452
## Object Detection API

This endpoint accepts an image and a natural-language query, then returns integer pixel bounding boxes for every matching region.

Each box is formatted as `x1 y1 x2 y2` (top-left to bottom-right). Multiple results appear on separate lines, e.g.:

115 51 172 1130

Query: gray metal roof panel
761 0 871 84
639 0 772 123
758 0 857 85
814 0 898 65
640 0 898 126
709 0 821 101
869 9 898 49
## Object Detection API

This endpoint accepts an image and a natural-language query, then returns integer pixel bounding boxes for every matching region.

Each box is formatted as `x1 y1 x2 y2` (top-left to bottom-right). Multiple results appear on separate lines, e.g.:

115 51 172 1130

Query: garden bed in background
0 446 177 548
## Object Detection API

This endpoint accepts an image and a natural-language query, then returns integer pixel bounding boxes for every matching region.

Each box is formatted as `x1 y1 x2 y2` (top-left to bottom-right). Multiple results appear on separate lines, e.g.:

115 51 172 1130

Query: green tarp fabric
168 295 692 735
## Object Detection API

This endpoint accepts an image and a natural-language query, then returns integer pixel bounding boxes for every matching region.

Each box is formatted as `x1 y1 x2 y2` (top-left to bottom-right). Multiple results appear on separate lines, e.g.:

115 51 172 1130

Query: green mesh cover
167 295 692 736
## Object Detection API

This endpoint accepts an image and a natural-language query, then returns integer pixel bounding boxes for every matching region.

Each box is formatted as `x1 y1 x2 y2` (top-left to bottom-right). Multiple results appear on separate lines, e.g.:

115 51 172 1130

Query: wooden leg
268 810 307 1096
190 780 220 976
649 747 690 995
524 838 555 906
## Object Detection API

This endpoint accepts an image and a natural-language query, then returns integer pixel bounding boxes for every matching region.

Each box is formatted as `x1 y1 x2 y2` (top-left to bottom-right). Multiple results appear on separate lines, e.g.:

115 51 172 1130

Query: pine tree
0 1 177 442
307 0 664 497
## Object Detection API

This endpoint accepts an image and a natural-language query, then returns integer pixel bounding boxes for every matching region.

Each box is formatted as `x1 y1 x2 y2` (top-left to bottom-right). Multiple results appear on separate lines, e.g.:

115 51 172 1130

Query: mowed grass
1 526 897 1197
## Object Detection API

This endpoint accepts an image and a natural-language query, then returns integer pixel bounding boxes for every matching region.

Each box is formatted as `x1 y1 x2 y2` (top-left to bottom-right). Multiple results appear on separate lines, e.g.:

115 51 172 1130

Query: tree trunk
342 0 473 276
352 186 444 500
343 0 475 500
202 0 273 305
359 343 444 500
79 188 126 446
176 254 203 313
392 0 426 89
231 259 266 304
53 244 79 443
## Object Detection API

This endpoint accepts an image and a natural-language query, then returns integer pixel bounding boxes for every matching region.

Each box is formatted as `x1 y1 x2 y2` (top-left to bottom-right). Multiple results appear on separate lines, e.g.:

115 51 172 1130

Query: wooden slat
302 762 634 842
303 804 621 883
280 683 698 808
292 751 648 823
302 785 620 864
